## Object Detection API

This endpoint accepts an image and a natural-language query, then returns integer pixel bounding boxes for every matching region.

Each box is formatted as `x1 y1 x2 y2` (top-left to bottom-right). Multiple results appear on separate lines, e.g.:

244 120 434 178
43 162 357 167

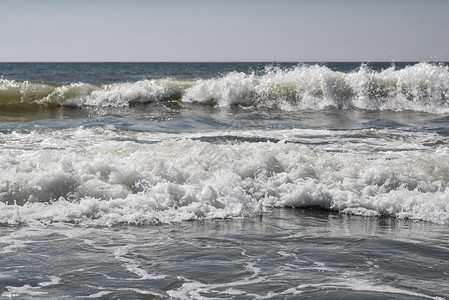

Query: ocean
0 62 448 299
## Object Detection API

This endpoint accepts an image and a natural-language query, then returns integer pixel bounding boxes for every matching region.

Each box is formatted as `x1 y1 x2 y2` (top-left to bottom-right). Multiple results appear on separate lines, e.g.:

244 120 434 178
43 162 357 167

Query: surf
1 62 448 113
1 127 448 225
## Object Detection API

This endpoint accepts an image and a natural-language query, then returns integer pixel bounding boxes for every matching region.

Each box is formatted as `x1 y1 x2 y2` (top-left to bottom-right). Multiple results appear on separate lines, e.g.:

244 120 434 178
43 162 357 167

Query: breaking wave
1 62 449 113
1 128 448 225
0 78 190 108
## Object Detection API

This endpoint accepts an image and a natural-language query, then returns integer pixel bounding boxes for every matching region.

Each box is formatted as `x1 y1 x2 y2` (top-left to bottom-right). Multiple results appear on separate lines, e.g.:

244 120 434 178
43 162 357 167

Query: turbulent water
1 62 448 299
1 62 449 113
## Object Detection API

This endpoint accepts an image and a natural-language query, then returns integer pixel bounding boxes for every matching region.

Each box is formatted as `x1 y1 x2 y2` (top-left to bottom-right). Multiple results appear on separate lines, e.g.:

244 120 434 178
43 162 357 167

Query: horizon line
0 60 445 63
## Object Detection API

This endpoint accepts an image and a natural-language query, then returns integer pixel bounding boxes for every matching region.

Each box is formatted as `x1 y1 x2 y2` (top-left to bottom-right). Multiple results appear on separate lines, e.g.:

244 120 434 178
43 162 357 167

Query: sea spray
1 62 448 112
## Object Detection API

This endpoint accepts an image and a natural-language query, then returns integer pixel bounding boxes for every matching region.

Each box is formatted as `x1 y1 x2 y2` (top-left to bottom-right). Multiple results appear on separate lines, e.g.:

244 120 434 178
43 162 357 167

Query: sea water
0 62 448 299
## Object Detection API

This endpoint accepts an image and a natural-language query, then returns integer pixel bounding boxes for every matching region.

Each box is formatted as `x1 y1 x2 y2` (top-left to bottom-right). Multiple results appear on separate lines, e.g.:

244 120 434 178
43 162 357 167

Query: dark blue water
0 62 437 84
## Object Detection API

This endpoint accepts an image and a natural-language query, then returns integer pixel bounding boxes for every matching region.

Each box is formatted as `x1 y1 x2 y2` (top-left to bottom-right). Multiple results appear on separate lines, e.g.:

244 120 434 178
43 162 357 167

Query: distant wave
1 62 448 113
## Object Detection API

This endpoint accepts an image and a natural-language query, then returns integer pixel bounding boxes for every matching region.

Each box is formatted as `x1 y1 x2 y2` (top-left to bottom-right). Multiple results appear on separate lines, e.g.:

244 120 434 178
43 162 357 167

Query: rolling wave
1 62 448 113
0 78 190 107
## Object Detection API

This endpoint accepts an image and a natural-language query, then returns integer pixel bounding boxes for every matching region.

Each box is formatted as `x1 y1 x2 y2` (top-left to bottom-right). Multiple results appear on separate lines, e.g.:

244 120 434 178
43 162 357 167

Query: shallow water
1 209 448 299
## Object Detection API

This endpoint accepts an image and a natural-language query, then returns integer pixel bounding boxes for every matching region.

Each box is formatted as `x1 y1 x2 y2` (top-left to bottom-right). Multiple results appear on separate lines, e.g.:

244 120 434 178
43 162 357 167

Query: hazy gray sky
1 0 448 62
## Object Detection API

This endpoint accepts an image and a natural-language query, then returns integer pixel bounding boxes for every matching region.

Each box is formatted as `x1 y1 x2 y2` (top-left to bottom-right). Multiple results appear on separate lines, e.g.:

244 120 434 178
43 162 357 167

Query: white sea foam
282 278 444 299
113 245 166 280
182 62 449 112
1 63 448 112
86 291 113 298
68 79 190 106
1 127 448 225
2 285 48 297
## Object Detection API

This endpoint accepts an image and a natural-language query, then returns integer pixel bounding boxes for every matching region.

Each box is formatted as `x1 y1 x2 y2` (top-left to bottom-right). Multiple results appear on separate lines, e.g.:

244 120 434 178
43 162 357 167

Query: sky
1 0 448 62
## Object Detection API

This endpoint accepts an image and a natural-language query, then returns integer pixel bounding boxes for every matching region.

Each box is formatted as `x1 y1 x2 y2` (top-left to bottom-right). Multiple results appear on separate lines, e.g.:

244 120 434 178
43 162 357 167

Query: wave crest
1 62 448 113
183 62 449 112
